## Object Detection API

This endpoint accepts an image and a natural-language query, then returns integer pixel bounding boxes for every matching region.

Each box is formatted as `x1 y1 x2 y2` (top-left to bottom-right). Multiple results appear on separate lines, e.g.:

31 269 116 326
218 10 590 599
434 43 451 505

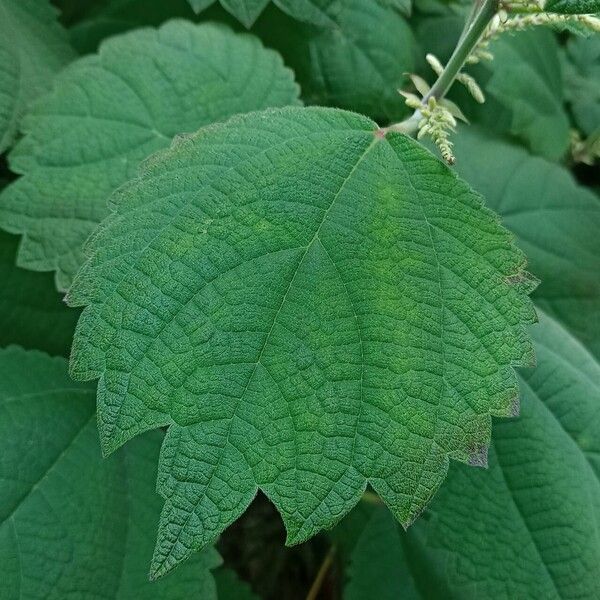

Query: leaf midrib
153 132 382 574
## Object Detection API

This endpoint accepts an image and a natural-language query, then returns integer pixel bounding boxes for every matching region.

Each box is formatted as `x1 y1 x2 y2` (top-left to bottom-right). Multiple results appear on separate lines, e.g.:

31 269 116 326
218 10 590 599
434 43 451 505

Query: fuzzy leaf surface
68 106 535 578
0 20 300 291
0 0 74 152
545 0 600 13
338 311 600 600
423 310 600 599
0 346 220 599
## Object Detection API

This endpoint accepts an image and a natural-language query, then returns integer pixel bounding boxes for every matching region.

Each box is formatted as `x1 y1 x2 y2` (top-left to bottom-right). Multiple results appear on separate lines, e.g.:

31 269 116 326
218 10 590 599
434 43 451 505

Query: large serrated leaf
0 346 220 599
337 310 600 599
452 127 600 358
67 106 535 578
423 309 600 599
0 21 300 291
0 0 74 153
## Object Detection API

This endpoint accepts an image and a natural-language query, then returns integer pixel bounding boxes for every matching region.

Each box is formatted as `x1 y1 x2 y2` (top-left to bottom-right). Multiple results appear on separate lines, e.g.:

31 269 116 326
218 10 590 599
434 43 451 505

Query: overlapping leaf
339 310 600 599
452 127 600 357
0 346 220 599
188 0 341 27
423 309 600 599
254 0 416 120
562 35 600 136
0 0 74 153
469 29 571 161
0 230 78 356
67 106 535 578
66 0 199 54
0 21 300 291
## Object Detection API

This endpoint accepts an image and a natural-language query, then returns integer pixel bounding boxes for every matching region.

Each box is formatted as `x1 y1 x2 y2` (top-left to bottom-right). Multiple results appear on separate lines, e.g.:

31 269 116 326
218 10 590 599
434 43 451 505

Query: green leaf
452 127 600 358
188 0 217 12
0 230 79 356
219 0 270 26
423 309 600 599
0 346 221 599
68 106 535 578
188 0 347 27
338 310 600 599
464 29 570 161
377 0 412 14
345 506 420 600
254 0 416 120
562 35 600 136
0 0 74 153
545 0 600 13
214 568 260 600
68 0 198 54
0 21 300 291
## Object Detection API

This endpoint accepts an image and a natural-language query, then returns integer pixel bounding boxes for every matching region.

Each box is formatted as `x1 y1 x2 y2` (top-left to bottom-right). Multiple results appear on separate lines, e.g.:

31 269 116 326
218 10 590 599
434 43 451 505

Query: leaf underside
68 106 536 579
0 20 300 291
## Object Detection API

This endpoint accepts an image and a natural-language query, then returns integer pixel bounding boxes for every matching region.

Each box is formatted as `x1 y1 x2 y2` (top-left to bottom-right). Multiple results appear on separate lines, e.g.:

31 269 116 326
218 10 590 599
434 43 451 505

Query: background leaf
0 346 221 599
0 0 74 153
0 230 78 356
67 0 198 54
0 20 300 291
421 310 600 599
562 34 600 136
344 506 420 600
336 310 600 599
452 127 600 357
254 0 416 121
68 106 535 579
466 29 570 161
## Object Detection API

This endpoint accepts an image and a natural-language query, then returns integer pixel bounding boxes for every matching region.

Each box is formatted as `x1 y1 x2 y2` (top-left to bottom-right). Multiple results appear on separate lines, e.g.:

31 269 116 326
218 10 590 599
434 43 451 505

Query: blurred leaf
0 0 74 152
0 21 300 291
254 0 416 121
214 568 260 600
468 29 570 161
344 506 420 600
0 229 78 356
562 35 600 136
452 126 600 357
67 0 198 53
0 346 221 599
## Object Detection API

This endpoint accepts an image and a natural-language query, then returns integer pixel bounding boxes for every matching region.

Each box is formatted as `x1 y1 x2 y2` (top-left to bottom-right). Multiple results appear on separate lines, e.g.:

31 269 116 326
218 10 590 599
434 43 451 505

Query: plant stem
426 0 498 102
389 0 499 135
306 545 336 600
